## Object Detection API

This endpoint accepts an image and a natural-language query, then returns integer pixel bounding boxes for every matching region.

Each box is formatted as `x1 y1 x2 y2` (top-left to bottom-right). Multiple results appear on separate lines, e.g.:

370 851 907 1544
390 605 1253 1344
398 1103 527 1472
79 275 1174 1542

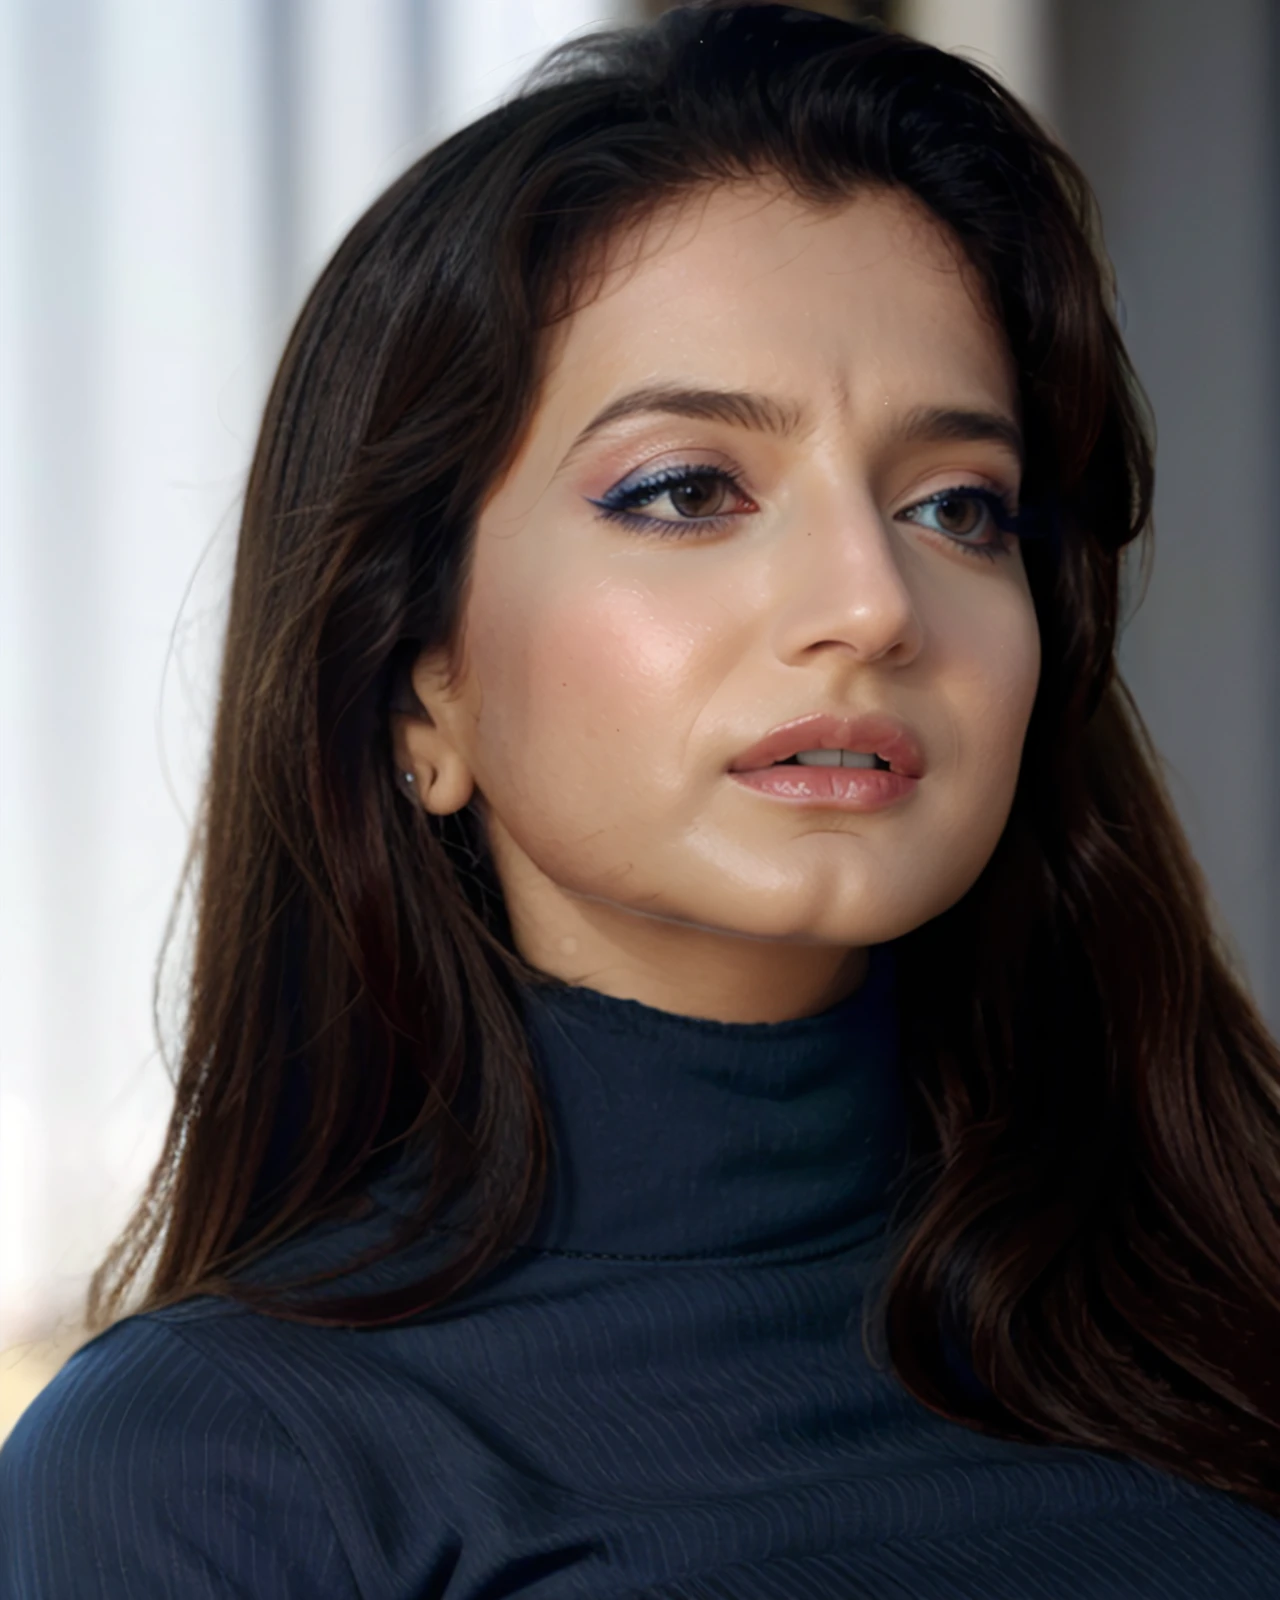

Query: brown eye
932 493 984 536
590 463 755 536
895 485 1015 563
668 473 732 517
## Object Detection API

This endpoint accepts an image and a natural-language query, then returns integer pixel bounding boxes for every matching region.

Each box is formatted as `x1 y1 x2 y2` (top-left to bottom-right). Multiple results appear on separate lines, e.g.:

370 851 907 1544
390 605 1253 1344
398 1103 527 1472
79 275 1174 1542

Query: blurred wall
1054 0 1280 1033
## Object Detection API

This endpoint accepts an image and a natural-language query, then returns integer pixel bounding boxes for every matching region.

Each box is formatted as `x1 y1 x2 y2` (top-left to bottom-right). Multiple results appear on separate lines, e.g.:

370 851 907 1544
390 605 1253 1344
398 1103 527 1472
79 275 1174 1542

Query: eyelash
588 463 1022 564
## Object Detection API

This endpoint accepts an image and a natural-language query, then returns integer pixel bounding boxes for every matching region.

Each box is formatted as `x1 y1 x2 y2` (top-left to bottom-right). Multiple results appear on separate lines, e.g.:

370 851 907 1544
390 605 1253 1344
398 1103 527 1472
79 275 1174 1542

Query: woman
4 3 1279 1594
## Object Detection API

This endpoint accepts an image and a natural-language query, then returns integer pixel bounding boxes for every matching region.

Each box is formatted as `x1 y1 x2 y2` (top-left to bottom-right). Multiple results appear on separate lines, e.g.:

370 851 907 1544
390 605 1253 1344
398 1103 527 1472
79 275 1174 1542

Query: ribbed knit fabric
3 939 1278 1597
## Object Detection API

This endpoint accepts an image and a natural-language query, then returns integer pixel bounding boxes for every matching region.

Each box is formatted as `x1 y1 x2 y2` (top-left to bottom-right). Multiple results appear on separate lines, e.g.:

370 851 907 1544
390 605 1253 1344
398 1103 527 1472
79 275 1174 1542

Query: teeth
791 749 884 768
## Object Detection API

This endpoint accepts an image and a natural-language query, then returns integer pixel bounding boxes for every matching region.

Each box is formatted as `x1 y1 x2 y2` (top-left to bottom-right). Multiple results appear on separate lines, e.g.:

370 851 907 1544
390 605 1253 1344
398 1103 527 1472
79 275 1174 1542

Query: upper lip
729 711 926 777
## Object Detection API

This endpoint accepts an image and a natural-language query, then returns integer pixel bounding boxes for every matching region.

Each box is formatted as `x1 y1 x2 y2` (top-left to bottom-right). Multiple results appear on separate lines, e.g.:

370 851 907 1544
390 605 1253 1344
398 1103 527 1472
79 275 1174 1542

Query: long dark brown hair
85 1 1280 1514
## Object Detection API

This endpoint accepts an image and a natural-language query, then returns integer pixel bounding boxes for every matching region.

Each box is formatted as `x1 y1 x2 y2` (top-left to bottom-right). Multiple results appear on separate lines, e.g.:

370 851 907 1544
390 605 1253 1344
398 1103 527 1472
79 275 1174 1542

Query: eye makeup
587 461 1027 563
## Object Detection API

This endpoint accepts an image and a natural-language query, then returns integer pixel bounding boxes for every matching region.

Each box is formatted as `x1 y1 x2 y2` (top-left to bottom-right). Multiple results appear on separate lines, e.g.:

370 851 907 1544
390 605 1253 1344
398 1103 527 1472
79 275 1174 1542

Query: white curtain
0 0 632 1375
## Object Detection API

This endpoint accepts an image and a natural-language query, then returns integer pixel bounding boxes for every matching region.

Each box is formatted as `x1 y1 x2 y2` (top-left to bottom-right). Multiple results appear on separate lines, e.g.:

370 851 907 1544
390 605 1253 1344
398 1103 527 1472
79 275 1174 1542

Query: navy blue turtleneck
3 939 1278 1596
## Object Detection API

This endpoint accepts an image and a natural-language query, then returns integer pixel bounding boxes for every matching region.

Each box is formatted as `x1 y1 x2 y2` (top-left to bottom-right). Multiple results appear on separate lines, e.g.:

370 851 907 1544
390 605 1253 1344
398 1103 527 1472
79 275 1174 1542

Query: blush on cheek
497 611 633 771
593 583 707 681
533 588 705 735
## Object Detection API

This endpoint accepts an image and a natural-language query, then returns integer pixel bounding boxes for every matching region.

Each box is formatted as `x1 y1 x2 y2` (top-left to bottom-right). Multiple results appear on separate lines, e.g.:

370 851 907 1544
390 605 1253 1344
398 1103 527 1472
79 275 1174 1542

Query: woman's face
396 181 1040 1022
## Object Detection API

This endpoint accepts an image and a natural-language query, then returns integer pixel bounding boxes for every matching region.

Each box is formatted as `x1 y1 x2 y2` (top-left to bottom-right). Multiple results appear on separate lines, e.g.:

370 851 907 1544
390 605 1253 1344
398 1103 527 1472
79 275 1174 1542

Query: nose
779 482 924 666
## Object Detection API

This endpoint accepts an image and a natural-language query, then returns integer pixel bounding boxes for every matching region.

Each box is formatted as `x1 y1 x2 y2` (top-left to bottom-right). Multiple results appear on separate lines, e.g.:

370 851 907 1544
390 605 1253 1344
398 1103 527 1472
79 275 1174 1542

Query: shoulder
0 1311 359 1598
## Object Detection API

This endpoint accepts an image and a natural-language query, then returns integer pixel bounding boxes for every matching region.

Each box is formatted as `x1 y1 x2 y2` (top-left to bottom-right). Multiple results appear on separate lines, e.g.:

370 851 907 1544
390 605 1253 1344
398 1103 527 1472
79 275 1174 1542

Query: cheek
545 584 709 734
475 580 711 794
913 594 1038 897
957 590 1041 790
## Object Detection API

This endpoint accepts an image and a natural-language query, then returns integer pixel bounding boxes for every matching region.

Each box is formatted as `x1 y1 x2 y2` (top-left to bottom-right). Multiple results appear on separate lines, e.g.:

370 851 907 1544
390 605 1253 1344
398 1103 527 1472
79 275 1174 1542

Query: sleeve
0 1315 359 1598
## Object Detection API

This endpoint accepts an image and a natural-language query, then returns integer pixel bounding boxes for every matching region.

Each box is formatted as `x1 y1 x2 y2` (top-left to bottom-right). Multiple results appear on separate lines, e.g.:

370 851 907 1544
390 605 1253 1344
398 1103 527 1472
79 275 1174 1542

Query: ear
388 648 477 817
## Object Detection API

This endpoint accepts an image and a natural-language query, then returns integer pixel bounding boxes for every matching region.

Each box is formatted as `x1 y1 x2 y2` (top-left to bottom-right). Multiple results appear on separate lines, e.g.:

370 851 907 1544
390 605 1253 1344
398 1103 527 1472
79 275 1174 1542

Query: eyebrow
557 382 1024 471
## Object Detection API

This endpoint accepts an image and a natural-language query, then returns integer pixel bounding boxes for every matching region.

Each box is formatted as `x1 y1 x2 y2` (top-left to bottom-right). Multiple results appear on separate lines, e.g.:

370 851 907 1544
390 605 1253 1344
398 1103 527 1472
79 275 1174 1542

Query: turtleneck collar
370 939 908 1265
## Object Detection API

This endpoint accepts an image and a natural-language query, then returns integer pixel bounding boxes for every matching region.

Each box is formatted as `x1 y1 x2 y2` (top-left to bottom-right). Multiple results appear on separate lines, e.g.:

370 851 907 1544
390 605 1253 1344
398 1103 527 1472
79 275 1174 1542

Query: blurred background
3 0 1277 1441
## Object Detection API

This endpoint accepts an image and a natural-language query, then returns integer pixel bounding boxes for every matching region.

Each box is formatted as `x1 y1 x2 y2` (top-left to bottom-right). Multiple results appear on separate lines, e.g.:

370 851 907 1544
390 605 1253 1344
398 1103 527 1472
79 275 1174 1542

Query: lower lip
729 765 920 810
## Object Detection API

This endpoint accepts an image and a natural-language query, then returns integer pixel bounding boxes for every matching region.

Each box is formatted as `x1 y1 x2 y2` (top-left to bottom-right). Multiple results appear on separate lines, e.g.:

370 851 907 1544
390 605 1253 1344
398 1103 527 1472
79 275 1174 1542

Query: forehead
537 179 1013 408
